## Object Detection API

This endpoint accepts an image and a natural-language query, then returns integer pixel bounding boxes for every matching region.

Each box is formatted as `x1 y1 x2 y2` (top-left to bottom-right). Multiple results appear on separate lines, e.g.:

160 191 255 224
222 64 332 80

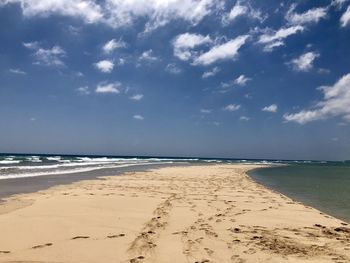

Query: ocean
0 154 204 180
249 162 350 223
0 154 273 180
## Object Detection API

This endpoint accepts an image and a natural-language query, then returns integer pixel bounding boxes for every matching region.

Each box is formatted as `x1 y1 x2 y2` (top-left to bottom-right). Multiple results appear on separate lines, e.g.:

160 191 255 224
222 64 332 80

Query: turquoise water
249 163 350 223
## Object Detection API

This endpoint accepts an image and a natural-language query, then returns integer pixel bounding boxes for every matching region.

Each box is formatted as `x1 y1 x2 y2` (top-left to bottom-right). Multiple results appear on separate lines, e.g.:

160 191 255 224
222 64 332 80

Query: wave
0 161 175 180
0 160 22 164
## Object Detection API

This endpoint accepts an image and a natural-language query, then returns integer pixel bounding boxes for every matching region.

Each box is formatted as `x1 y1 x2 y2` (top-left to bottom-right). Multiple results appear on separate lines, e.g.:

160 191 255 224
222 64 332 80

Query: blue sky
1 0 350 160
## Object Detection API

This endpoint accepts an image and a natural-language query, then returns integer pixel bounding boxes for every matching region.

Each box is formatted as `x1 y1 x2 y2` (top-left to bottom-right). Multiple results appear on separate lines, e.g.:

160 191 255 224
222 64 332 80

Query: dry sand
0 164 349 263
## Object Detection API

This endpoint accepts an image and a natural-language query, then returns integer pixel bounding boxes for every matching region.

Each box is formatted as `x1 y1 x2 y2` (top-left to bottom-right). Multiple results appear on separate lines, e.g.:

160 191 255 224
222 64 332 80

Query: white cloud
224 104 241 111
23 41 39 49
105 0 217 30
23 42 66 66
9 68 26 75
289 51 319 72
258 26 304 52
222 1 266 25
102 38 126 54
262 104 278 113
286 4 328 26
173 33 212 61
95 82 121 93
234 74 251 86
340 5 350 27
77 86 90 95
75 71 84 77
284 73 350 124
130 94 143 101
332 0 348 8
200 108 212 114
3 0 103 23
222 1 248 24
240 116 250 121
2 0 218 30
219 74 251 91
165 63 182 74
202 67 220 78
193 35 249 66
139 49 158 62
66 25 81 35
94 59 114 73
117 58 126 66
133 114 144 120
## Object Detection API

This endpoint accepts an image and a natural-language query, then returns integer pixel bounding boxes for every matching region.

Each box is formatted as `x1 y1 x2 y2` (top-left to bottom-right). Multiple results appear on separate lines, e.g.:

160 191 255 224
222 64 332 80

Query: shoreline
0 162 196 202
0 164 349 262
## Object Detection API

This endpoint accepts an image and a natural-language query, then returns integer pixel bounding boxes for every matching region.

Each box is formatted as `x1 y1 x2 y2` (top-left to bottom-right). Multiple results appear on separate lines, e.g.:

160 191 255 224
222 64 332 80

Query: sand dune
0 164 349 262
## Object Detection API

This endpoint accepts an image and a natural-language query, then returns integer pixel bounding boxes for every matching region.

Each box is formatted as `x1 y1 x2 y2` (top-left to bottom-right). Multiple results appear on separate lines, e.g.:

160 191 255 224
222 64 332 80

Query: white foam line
0 161 177 180
0 160 156 170
0 160 21 164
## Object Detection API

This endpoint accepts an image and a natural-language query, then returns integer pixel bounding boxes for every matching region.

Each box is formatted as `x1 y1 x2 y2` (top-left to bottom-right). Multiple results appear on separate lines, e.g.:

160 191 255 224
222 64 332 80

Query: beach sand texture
0 164 349 263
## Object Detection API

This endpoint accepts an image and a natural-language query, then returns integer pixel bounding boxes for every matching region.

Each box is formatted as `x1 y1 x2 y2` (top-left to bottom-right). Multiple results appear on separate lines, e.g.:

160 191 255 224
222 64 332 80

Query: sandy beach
0 164 349 263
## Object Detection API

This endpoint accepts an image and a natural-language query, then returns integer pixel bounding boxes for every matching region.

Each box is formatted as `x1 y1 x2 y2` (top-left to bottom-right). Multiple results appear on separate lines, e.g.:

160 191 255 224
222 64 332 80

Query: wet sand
0 164 349 262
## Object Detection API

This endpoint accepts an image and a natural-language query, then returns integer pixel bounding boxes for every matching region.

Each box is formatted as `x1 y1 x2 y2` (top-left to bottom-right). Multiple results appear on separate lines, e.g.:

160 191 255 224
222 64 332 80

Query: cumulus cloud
77 86 90 95
173 33 212 61
224 104 241 111
258 26 304 52
222 1 266 25
133 114 144 120
200 108 212 114
105 0 217 30
165 63 182 74
340 5 350 27
23 42 66 66
9 68 26 75
2 0 103 23
332 0 348 8
284 73 350 124
262 104 278 113
23 41 39 49
222 1 248 24
102 38 126 54
234 74 251 86
95 82 121 93
1 0 218 30
130 94 143 101
289 51 319 72
219 74 251 92
286 4 328 26
94 59 114 73
139 49 158 62
193 35 249 66
240 116 250 121
202 67 220 78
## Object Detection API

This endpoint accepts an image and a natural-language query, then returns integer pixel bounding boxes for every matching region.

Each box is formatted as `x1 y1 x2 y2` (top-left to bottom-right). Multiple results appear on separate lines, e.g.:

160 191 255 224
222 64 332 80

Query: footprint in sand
204 247 214 255
107 233 126 238
32 243 53 249
243 248 256 254
71 236 90 240
129 255 145 263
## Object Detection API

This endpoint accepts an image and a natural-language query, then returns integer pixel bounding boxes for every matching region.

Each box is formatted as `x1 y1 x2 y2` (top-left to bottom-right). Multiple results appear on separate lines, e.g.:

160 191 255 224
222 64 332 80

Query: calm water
249 163 350 223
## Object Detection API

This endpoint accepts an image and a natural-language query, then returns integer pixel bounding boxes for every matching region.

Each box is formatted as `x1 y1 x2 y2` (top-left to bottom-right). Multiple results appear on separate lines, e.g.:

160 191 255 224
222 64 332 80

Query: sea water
249 162 350 223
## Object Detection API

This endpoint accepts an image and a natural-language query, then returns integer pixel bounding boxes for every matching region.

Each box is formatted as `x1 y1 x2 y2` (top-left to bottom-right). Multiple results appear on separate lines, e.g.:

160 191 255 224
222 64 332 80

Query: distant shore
0 164 349 262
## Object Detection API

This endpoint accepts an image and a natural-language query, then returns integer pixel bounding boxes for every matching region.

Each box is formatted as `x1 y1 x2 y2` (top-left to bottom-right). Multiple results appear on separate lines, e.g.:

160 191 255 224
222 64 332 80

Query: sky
0 0 350 160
